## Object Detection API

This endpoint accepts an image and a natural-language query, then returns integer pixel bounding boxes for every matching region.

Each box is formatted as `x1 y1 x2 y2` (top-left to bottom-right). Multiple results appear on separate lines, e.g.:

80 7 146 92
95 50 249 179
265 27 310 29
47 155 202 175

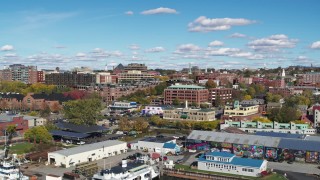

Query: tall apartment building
124 63 147 73
0 64 38 84
208 88 233 106
45 72 96 87
164 85 208 105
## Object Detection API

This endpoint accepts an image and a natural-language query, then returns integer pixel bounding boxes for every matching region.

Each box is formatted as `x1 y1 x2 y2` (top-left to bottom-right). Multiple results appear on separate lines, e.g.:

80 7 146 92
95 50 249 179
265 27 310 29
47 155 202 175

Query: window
248 169 254 172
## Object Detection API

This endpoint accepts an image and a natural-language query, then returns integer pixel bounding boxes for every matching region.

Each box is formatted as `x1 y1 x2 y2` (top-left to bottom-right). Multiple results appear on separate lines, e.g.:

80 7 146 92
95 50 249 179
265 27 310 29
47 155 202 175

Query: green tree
215 95 222 107
172 98 180 106
205 80 217 89
247 87 256 97
24 126 53 143
268 106 301 123
63 98 103 125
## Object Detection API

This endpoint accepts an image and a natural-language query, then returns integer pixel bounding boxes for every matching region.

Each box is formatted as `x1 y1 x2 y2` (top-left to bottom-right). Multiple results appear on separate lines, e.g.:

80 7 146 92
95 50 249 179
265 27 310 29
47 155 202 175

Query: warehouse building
48 140 127 168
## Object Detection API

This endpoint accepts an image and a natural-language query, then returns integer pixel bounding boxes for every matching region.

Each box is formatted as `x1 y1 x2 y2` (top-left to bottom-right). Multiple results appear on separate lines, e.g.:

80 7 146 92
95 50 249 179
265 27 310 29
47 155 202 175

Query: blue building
198 152 267 177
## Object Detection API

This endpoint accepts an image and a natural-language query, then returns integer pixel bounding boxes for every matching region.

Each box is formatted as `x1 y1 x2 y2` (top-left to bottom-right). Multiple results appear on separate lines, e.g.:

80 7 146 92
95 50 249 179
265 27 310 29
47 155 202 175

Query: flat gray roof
50 140 126 156
188 130 281 147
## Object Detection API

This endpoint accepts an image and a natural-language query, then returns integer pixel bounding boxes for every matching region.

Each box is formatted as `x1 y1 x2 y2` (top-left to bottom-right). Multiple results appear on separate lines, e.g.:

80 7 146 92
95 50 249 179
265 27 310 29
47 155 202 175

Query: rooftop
188 130 281 147
167 85 205 89
205 151 235 158
49 140 126 156
199 152 264 168
55 122 108 134
140 137 174 143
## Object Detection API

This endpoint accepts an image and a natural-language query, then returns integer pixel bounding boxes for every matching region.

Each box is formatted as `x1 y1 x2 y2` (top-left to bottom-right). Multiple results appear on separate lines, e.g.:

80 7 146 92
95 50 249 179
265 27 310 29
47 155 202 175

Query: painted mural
232 144 264 159
306 151 319 163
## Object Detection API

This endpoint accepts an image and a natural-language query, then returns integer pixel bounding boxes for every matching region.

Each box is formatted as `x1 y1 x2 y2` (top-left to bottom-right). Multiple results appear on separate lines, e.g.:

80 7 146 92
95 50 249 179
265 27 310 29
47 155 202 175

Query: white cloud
209 40 224 47
205 47 264 60
4 53 17 57
206 47 240 56
76 53 86 57
1 45 14 51
141 7 178 15
229 33 247 38
310 41 320 49
248 34 297 52
125 11 134 15
129 44 140 50
175 43 201 53
145 46 165 53
188 16 255 32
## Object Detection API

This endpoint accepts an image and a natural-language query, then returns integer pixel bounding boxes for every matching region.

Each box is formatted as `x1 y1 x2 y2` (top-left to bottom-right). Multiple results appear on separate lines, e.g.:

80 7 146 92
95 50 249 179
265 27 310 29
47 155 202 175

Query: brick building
22 93 73 111
0 93 24 110
164 85 208 105
268 87 294 98
208 88 233 106
45 72 96 87
0 64 38 84
0 114 29 136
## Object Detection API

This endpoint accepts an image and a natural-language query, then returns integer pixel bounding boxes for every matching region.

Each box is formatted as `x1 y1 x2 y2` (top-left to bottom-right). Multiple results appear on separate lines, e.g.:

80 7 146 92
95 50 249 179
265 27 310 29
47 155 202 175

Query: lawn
174 164 285 180
8 142 34 154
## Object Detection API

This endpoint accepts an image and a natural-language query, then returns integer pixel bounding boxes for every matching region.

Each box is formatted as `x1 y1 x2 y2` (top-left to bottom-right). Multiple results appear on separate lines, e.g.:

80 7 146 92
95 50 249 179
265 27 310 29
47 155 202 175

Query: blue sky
0 0 320 70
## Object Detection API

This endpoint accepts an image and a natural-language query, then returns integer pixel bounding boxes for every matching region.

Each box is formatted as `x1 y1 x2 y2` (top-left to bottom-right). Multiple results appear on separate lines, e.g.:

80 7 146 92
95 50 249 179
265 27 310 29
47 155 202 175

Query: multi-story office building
163 107 215 121
124 63 147 73
0 64 37 84
45 72 96 87
221 101 260 121
164 85 209 105
208 88 233 106
118 70 154 82
96 72 112 84
298 72 320 84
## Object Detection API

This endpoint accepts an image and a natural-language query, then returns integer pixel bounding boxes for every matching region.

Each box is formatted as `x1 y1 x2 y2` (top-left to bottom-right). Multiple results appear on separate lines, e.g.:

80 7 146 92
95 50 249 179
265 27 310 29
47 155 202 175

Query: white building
23 115 47 128
198 152 267 177
131 137 178 154
141 106 163 115
48 140 127 168
109 101 138 112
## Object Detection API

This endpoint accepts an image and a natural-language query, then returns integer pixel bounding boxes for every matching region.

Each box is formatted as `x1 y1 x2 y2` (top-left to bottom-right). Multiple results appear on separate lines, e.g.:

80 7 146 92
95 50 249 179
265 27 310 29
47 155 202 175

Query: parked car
176 159 183 164
76 141 85 145
195 153 203 158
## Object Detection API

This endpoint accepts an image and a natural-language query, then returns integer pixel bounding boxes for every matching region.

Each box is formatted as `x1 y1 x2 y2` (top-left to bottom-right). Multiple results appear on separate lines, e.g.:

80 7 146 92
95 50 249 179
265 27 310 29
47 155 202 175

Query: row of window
205 163 237 170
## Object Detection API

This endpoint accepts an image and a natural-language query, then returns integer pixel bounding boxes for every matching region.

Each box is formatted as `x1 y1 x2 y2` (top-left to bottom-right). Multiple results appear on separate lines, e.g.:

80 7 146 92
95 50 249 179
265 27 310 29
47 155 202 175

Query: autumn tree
205 80 217 89
118 118 132 132
63 98 103 125
133 118 149 132
24 126 53 143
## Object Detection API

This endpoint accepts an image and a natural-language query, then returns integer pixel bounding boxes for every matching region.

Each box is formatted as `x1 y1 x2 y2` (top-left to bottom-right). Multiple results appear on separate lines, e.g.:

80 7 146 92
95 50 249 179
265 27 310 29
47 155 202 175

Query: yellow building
163 107 216 121
222 101 260 121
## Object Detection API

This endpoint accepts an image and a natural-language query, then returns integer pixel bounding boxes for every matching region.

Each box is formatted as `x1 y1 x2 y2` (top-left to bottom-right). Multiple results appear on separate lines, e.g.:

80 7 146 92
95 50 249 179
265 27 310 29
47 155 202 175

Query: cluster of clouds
188 16 255 32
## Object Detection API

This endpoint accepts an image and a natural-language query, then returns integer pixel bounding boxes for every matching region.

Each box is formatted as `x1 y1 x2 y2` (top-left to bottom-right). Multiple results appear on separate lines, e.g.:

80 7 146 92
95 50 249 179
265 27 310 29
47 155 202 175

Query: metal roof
304 135 320 142
278 138 320 152
255 132 305 139
188 130 281 147
50 130 90 139
56 122 108 134
49 140 126 156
